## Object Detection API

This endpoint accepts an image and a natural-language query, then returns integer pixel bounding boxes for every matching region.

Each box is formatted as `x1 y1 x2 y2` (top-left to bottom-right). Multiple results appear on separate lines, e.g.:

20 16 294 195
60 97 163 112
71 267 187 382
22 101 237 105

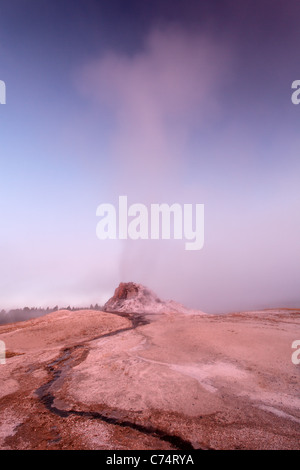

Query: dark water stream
35 312 197 450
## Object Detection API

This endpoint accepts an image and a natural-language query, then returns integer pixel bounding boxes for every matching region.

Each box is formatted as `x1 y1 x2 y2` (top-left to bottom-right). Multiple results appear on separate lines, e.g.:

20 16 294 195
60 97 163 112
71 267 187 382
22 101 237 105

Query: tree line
0 304 104 325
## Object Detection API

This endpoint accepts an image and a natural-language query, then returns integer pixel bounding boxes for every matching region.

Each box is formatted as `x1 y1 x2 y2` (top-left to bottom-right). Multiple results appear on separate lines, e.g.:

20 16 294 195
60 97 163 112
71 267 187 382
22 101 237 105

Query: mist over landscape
1 1 300 452
1 0 300 313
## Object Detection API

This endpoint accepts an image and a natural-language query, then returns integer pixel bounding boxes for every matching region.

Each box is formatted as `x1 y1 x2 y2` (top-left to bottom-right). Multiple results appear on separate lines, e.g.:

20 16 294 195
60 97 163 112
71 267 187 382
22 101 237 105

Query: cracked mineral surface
0 303 299 450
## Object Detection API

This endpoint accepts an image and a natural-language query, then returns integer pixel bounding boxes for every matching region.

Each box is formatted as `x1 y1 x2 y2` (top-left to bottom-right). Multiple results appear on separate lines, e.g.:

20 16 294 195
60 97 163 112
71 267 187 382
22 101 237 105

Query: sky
0 0 300 313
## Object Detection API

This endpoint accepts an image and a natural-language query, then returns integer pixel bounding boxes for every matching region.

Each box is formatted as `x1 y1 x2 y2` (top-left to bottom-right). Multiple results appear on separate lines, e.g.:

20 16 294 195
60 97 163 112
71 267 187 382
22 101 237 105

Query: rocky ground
0 305 299 450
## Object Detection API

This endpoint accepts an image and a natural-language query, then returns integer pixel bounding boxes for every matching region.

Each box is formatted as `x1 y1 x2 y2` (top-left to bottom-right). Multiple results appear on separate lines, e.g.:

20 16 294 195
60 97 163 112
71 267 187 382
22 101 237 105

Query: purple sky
0 1 300 312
